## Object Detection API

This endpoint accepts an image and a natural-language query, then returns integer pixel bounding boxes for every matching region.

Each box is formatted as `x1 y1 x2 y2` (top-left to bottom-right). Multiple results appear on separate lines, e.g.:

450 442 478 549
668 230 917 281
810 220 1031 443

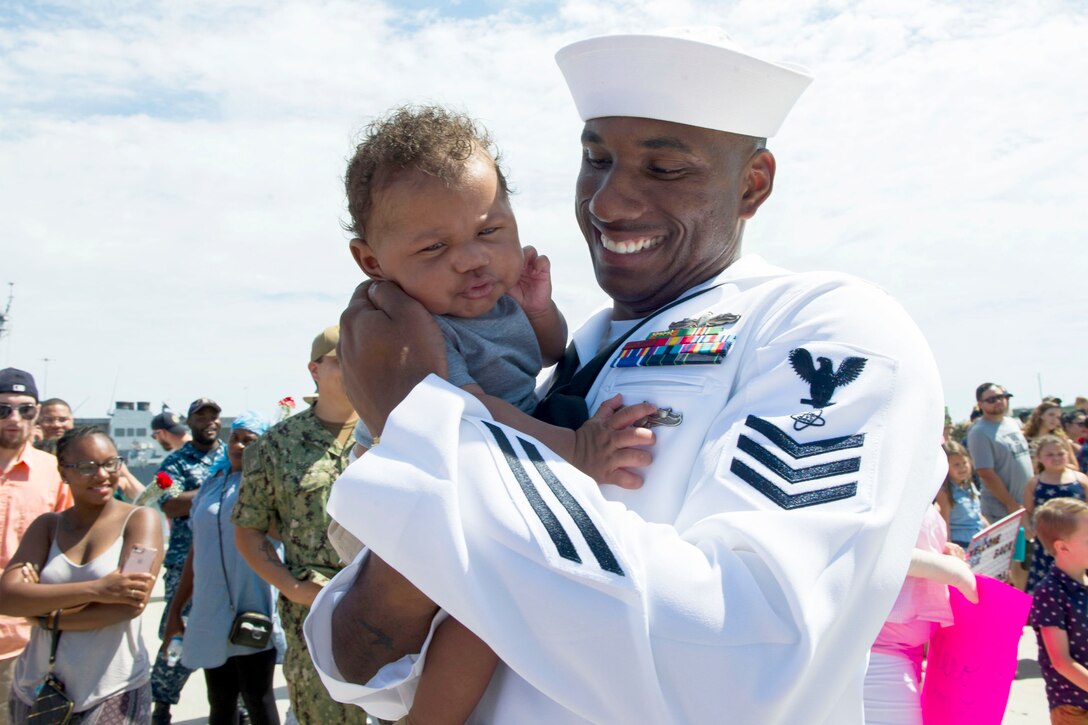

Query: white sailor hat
555 28 813 138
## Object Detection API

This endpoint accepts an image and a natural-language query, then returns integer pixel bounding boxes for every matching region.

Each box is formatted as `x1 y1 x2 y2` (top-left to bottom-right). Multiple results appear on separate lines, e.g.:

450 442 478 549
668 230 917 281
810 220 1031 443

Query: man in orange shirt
0 368 72 724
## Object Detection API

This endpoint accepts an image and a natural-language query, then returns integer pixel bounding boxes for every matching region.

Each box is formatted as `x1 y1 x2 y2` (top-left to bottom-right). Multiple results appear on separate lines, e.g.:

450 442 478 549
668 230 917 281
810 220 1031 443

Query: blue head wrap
208 410 271 477
231 410 272 436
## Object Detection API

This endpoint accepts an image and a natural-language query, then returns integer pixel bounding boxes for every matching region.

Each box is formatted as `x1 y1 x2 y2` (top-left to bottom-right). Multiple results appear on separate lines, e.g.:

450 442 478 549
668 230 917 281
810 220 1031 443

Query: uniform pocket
600 370 711 400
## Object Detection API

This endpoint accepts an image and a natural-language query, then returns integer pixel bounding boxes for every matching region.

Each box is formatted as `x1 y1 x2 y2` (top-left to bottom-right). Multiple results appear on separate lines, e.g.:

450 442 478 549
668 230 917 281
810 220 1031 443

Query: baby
337 105 656 723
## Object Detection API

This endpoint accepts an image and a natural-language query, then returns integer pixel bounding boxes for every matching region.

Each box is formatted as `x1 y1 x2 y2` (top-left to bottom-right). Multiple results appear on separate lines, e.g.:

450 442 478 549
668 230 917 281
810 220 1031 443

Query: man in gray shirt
966 382 1033 586
966 382 1033 521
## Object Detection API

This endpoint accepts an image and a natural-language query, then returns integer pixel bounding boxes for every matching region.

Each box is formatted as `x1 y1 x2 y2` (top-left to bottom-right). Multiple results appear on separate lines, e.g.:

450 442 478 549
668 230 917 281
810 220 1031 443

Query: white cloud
1 0 1085 423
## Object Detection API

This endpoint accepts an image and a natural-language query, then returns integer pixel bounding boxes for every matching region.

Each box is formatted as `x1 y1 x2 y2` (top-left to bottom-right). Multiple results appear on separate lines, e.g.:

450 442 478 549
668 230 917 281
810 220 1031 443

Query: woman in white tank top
0 427 164 723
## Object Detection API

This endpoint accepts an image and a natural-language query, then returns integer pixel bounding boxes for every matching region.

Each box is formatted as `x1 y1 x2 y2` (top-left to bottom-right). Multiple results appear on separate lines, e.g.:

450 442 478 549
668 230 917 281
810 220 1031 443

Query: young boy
336 105 658 723
1031 497 1088 723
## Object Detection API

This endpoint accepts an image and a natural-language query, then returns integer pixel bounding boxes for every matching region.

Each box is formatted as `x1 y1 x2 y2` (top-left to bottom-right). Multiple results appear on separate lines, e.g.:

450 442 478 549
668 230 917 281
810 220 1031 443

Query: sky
1 0 1085 424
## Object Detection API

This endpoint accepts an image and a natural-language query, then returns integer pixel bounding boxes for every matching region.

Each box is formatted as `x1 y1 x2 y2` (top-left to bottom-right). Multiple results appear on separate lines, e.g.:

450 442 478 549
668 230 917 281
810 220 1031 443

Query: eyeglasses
980 394 1012 404
0 403 37 420
60 457 123 477
39 416 72 426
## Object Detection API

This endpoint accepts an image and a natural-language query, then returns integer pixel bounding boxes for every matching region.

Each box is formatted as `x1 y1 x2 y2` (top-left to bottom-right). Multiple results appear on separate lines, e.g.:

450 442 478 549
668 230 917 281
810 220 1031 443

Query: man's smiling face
575 116 773 319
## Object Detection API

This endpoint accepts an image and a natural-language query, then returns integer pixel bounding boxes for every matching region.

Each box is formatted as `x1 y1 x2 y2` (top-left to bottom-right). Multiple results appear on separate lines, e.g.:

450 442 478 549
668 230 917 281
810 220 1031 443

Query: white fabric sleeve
309 279 945 724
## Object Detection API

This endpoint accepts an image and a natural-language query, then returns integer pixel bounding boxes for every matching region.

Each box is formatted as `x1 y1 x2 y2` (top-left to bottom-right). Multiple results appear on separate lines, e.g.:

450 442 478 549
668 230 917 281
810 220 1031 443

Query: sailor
305 29 946 724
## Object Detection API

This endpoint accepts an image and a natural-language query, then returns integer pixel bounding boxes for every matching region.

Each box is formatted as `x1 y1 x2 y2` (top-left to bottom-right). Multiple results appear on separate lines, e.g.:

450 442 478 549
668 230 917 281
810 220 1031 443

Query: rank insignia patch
613 322 737 368
730 415 864 509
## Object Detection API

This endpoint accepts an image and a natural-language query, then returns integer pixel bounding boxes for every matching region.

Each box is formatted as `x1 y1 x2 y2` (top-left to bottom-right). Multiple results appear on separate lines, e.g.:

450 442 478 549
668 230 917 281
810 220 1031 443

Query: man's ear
307 360 319 383
348 238 387 280
738 149 776 220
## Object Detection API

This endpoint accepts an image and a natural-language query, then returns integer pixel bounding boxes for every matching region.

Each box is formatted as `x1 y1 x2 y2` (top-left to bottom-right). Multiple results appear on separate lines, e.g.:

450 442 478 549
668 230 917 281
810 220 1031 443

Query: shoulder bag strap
214 474 237 617
47 611 62 673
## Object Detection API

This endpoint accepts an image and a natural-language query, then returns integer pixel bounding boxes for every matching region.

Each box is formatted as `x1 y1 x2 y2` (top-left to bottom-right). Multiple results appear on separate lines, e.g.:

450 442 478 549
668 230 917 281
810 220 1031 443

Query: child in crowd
1025 436 1088 593
864 500 977 725
935 440 989 549
1030 498 1088 724
335 105 657 723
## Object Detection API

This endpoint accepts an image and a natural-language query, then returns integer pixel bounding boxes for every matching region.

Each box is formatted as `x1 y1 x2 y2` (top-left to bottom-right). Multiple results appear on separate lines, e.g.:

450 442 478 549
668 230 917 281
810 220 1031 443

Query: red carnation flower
155 471 174 490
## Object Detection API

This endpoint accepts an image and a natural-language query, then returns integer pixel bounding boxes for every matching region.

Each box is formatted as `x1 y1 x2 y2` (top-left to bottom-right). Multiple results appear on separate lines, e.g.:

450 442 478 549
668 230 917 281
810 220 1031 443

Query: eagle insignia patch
788 348 868 408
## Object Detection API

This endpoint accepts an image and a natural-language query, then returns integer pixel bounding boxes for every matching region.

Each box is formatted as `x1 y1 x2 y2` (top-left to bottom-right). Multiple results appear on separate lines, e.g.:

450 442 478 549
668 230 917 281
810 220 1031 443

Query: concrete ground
142 577 290 725
1006 624 1050 723
143 577 1050 724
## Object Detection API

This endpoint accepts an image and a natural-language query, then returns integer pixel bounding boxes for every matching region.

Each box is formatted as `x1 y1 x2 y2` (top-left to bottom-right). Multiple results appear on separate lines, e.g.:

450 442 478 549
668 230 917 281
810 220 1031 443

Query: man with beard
0 369 71 725
967 383 1032 523
150 398 223 724
150 408 191 453
967 382 1033 588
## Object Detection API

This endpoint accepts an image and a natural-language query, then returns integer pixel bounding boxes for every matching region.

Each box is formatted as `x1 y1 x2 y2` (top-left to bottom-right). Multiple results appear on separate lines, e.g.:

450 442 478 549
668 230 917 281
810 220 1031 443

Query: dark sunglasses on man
0 403 37 420
980 393 1013 405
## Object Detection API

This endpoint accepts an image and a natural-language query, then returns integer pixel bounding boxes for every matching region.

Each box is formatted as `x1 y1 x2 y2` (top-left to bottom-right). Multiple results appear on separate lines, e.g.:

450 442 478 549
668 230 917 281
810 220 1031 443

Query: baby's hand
508 246 553 316
571 395 658 488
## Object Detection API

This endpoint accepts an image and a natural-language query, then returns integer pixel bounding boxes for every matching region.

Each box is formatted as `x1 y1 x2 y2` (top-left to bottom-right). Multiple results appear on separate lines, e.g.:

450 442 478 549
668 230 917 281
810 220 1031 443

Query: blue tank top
948 479 986 544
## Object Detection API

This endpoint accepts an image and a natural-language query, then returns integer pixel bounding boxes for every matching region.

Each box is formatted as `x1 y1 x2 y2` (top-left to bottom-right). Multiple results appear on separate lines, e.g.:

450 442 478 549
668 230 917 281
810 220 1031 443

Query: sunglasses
60 457 123 477
980 394 1012 404
0 403 37 420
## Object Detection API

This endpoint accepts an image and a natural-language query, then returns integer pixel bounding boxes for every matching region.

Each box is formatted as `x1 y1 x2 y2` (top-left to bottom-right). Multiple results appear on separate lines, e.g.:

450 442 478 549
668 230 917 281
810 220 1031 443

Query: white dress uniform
304 254 947 724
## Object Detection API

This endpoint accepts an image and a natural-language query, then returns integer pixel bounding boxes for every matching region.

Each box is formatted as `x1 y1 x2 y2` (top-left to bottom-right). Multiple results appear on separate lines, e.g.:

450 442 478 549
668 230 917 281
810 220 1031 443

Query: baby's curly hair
345 105 509 238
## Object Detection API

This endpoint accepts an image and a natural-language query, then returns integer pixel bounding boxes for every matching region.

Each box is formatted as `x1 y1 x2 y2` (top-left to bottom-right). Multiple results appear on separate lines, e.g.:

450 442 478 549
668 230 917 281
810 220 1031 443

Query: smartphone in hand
121 545 157 575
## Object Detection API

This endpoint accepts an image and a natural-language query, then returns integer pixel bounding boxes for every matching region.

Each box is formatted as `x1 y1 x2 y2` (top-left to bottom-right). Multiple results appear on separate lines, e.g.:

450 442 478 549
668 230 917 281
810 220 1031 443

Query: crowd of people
0 326 369 725
3 25 1087 725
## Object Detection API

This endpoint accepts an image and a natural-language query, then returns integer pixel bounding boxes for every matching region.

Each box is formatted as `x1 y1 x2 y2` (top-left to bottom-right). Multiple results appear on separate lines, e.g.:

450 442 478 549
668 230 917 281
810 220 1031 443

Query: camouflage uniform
231 408 367 725
150 441 222 706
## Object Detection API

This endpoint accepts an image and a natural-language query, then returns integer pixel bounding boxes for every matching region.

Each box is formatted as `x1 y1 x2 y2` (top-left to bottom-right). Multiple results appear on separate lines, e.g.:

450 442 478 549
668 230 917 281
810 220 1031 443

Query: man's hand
338 279 448 436
976 467 1020 513
572 395 657 489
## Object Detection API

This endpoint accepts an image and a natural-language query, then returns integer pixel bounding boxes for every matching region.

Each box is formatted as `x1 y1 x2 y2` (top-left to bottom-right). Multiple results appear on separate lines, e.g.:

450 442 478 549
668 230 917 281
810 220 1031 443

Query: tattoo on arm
360 619 394 650
258 539 288 569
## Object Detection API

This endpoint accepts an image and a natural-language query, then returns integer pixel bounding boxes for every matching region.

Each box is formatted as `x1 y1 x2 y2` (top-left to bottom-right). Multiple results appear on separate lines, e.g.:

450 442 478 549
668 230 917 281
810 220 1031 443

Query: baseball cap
0 368 39 400
187 398 222 417
151 410 188 435
311 325 340 362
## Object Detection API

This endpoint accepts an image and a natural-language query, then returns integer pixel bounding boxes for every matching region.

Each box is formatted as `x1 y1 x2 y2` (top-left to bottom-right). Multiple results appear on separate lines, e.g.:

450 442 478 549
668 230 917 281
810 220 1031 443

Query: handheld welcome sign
920 576 1031 725
965 509 1025 582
